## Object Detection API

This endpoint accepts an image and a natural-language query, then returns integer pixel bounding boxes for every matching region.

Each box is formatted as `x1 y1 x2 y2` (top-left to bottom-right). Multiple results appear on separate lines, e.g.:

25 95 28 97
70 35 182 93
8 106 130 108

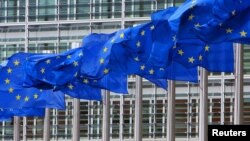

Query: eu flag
172 39 234 72
0 53 66 110
25 48 83 87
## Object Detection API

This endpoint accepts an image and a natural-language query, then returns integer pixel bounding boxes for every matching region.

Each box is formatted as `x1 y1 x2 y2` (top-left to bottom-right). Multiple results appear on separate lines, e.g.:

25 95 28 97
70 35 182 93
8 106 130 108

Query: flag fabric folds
0 53 66 110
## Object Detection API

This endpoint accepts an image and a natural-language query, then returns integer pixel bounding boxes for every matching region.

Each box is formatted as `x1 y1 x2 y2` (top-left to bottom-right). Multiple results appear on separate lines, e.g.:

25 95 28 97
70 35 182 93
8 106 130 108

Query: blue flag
0 108 45 121
172 39 234 72
57 79 102 100
195 1 250 44
25 48 83 87
0 53 66 110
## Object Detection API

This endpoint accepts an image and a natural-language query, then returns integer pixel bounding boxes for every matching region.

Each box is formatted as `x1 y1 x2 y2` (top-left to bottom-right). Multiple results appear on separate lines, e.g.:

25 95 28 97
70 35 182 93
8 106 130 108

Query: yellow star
5 78 10 84
73 61 78 67
24 96 29 102
99 58 105 64
172 35 176 41
74 72 78 77
150 25 155 30
103 68 109 74
141 30 145 36
140 65 145 70
149 69 155 75
226 28 233 34
14 60 20 66
8 87 14 93
67 55 71 59
16 95 21 100
188 14 195 21
45 59 51 64
68 84 74 90
199 55 203 61
83 79 89 84
240 30 247 37
33 94 39 99
194 23 201 28
188 57 195 63
7 68 12 74
232 10 236 16
120 33 124 38
178 49 184 56
40 68 45 74
103 47 108 53
111 38 115 43
78 52 83 57
205 45 210 51
134 57 140 62
136 41 141 47
172 45 177 49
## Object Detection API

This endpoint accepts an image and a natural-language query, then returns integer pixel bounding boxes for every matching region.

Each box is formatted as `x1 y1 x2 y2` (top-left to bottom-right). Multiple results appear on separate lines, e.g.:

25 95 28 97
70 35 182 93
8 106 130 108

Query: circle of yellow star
103 68 109 74
226 28 233 34
16 95 21 100
199 55 203 61
136 41 141 47
5 78 10 84
103 47 108 53
34 94 39 99
134 57 140 62
140 65 145 70
73 61 78 67
83 79 89 84
46 59 51 64
141 30 145 36
149 69 155 75
68 84 74 90
205 45 210 51
14 60 20 66
24 96 29 102
188 14 195 21
40 68 45 74
7 68 12 73
9 87 14 93
188 57 195 63
240 30 247 37
150 25 155 30
178 49 184 56
120 33 124 38
99 58 105 64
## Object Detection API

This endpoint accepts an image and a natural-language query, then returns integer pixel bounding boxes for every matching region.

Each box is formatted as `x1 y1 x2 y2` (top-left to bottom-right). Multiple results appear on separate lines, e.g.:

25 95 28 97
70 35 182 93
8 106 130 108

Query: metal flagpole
167 80 175 141
43 108 50 141
234 43 243 124
13 116 20 141
72 98 80 141
23 117 27 141
220 72 225 125
199 68 208 141
134 76 142 141
119 1 125 140
102 90 110 141
71 43 81 141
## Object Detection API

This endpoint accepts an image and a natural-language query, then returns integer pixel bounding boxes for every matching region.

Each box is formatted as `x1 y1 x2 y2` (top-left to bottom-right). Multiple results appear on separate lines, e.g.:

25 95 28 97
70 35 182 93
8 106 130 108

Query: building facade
1 0 250 140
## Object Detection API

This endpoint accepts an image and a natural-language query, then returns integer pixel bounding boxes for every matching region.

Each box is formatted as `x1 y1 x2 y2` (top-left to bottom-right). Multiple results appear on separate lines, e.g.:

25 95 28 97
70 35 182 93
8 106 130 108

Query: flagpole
199 68 208 141
23 117 27 141
72 98 80 141
119 1 125 140
134 76 142 141
234 43 243 124
167 80 175 141
102 90 110 141
43 108 50 141
13 116 20 141
71 43 81 141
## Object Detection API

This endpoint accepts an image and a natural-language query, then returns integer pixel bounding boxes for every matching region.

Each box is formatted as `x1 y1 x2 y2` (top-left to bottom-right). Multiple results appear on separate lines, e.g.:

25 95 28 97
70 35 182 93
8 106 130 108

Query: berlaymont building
1 0 250 141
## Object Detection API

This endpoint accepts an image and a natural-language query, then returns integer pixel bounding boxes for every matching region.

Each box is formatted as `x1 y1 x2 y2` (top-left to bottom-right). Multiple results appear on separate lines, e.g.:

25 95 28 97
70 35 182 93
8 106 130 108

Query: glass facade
1 0 250 140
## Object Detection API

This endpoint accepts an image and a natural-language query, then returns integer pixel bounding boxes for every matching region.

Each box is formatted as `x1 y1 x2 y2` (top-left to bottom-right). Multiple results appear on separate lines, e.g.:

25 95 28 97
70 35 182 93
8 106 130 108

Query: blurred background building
1 0 250 140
